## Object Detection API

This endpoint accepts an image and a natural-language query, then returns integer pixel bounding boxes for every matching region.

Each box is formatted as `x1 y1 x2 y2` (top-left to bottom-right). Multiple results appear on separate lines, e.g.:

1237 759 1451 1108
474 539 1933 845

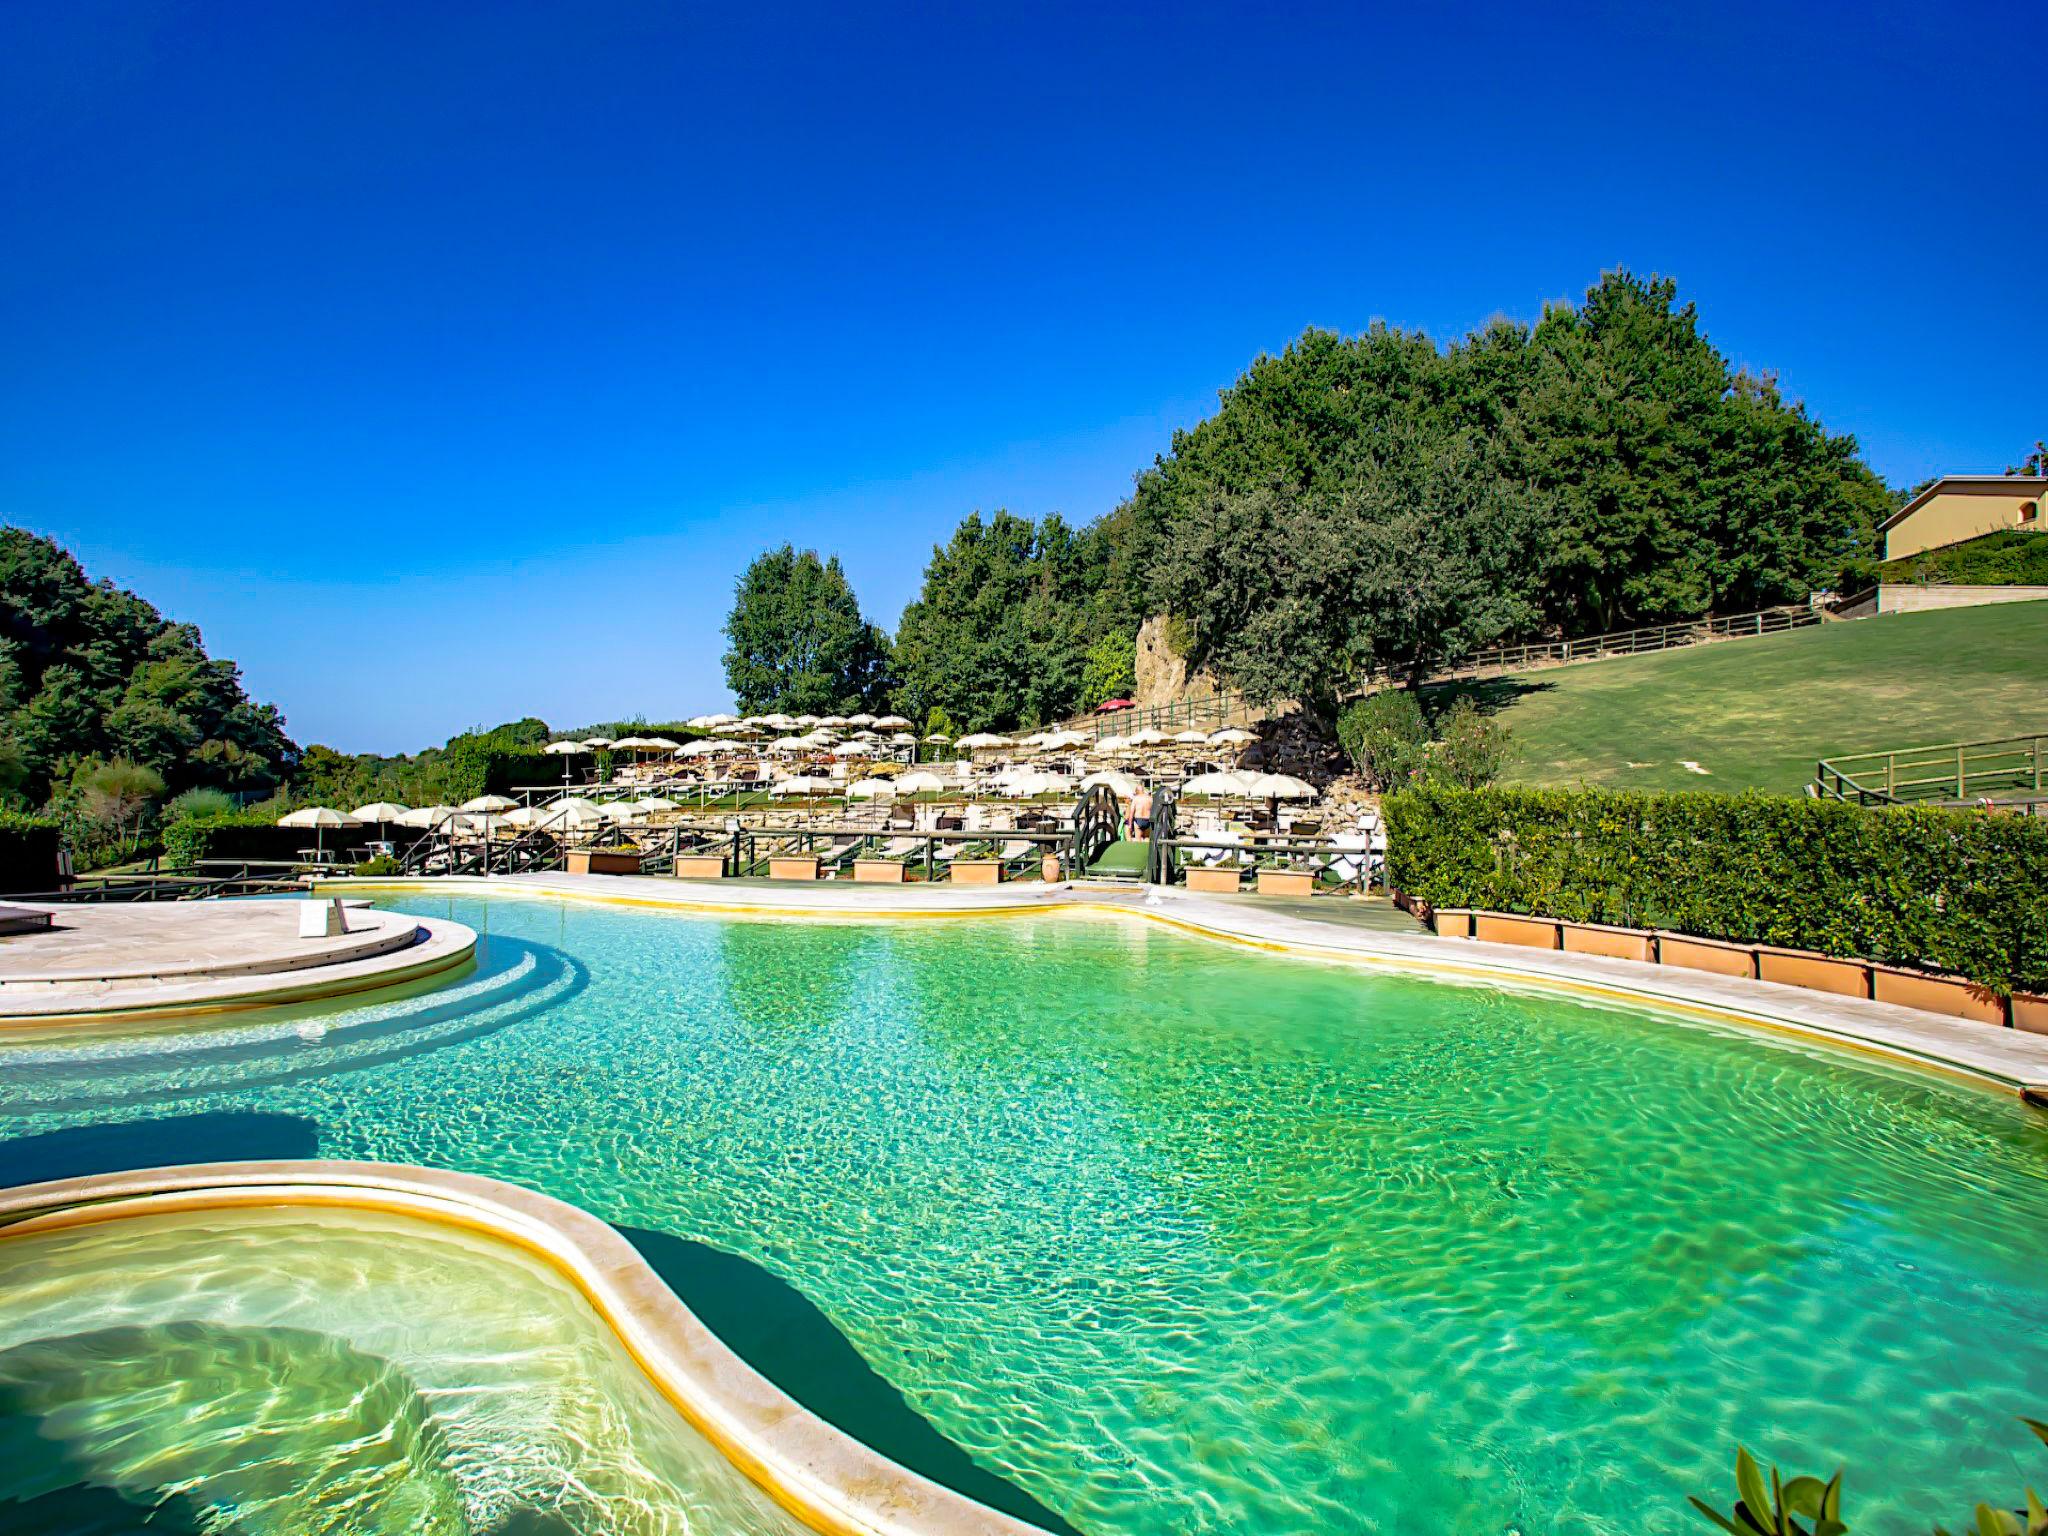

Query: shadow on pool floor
618 1226 1082 1535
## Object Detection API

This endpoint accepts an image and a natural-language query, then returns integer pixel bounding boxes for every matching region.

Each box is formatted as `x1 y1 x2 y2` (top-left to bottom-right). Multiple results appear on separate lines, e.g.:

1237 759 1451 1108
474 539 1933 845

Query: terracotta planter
852 859 906 884
1756 946 1871 999
950 860 1004 885
768 855 821 882
1560 921 1654 963
2012 992 2048 1036
673 854 726 880
1871 964 2007 1026
565 850 641 876
1473 912 1561 950
1652 932 1758 979
1432 908 1474 939
1254 869 1315 898
1185 866 1244 894
1040 855 1062 883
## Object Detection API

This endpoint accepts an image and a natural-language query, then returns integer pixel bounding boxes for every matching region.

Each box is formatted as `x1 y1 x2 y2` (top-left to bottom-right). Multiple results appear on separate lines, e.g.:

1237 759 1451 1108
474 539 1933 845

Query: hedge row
1382 784 2048 994
163 811 381 869
0 811 61 894
441 745 598 801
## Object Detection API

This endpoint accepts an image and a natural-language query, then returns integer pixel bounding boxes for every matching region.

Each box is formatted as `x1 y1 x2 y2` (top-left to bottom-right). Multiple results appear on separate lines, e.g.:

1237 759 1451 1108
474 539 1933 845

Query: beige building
1880 474 2047 560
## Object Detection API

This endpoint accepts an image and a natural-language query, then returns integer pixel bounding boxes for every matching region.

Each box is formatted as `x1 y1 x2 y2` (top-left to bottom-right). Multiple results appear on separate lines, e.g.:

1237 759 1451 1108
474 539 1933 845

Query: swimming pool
4 891 2046 1534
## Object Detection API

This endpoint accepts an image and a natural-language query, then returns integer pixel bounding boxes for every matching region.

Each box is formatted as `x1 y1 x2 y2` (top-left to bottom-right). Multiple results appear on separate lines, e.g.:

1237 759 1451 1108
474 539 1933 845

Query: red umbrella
1096 698 1133 713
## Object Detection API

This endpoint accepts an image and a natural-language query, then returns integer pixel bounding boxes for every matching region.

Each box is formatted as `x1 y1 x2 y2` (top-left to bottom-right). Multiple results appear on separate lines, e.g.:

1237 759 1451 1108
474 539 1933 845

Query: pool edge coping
0 1160 1055 1536
328 874 2048 1101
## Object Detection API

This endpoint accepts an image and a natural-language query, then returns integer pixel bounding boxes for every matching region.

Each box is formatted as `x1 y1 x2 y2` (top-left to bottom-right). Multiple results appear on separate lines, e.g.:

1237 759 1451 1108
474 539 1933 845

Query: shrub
1430 697 1510 789
1337 691 1431 791
165 787 237 821
352 854 402 876
0 810 61 894
162 809 378 869
1383 783 2048 994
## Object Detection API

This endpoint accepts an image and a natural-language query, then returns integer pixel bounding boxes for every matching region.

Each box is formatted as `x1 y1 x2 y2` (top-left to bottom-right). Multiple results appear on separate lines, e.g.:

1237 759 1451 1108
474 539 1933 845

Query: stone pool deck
328 871 2048 1101
0 898 477 1024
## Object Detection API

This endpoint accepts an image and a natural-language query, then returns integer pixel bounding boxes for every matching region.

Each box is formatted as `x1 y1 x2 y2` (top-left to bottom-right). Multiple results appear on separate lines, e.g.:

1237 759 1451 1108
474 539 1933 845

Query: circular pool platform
0 898 476 1025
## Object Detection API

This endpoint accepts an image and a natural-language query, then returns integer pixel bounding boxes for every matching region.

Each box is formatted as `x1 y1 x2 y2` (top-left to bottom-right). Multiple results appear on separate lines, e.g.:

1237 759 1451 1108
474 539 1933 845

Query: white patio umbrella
872 714 911 729
396 804 457 828
817 715 849 728
542 741 583 754
581 736 615 748
1078 770 1140 797
609 736 651 750
890 732 916 744
677 739 722 757
600 801 640 822
837 740 879 756
1126 728 1172 747
642 737 682 752
1036 730 1090 750
772 775 831 796
460 795 518 813
350 801 409 824
846 777 897 798
714 722 759 736
1207 727 1256 746
896 770 946 794
1181 771 1257 797
923 732 952 744
277 806 361 861
502 805 545 828
794 714 820 726
995 768 1061 797
1095 734 1132 753
769 736 808 752
956 732 1011 750
685 715 722 730
542 797 610 829
1172 729 1210 744
1243 772 1317 800
635 796 680 812
847 713 877 726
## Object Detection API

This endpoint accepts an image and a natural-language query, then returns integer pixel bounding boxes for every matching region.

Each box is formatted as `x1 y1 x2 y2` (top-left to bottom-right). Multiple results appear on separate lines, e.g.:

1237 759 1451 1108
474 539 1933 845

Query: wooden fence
1431 604 1818 682
1814 732 2048 807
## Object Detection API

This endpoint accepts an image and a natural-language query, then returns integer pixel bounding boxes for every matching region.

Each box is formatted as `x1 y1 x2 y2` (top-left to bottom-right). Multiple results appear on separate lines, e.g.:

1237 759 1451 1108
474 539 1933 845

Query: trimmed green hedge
0 811 61 894
440 745 595 800
163 811 378 869
1383 784 2048 994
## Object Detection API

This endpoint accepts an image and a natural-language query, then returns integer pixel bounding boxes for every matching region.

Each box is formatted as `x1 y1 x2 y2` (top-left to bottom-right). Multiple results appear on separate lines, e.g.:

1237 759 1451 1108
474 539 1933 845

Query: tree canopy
721 545 892 715
892 512 1120 732
0 527 297 807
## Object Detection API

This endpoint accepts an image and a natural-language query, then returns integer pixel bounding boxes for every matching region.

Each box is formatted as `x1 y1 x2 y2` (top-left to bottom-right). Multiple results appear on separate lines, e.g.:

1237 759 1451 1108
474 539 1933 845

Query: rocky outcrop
1133 616 1221 708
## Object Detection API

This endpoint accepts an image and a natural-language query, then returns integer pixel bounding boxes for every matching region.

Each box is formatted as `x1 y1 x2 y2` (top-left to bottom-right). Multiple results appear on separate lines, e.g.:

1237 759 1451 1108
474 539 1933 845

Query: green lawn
1442 600 2048 795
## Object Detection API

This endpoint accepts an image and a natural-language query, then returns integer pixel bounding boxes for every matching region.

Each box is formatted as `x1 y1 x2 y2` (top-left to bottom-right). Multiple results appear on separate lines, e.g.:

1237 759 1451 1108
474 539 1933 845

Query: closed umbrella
277 806 361 861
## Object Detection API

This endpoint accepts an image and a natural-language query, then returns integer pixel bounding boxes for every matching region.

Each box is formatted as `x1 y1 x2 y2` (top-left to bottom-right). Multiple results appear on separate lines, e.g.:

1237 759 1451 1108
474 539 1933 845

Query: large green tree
892 511 1112 731
0 527 296 805
721 545 892 714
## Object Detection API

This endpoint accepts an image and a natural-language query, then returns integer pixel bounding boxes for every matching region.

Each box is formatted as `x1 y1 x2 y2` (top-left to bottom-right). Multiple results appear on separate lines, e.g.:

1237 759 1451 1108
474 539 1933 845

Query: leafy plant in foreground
1691 1448 1845 1535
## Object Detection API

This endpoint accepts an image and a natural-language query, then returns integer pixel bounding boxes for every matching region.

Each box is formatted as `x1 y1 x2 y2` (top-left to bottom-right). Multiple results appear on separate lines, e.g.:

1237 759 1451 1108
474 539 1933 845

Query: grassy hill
1438 600 2048 796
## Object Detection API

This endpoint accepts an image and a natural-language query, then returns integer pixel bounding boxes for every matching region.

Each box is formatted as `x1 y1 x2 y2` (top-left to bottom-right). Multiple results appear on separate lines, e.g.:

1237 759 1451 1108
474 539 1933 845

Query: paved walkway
348 871 2048 1100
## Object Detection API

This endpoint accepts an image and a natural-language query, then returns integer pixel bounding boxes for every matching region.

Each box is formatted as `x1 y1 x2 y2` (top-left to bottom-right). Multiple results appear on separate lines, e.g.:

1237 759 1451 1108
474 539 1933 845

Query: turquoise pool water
4 892 2047 1534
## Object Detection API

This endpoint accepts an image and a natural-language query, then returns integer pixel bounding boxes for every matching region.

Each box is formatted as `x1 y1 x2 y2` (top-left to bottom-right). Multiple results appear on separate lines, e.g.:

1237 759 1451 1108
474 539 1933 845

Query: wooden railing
1430 604 1818 682
1814 732 2048 806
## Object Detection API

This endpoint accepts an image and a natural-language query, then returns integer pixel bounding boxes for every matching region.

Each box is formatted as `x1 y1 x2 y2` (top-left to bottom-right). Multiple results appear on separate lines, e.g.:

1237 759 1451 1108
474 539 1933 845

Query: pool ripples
3 897 2047 1534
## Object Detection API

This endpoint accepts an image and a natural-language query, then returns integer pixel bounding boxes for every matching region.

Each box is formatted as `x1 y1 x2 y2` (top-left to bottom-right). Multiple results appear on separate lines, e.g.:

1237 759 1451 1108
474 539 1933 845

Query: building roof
1878 474 2048 533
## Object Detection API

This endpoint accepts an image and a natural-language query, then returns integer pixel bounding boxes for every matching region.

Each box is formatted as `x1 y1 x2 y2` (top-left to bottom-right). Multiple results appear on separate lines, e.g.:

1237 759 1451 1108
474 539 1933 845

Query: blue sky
3 1 2041 753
